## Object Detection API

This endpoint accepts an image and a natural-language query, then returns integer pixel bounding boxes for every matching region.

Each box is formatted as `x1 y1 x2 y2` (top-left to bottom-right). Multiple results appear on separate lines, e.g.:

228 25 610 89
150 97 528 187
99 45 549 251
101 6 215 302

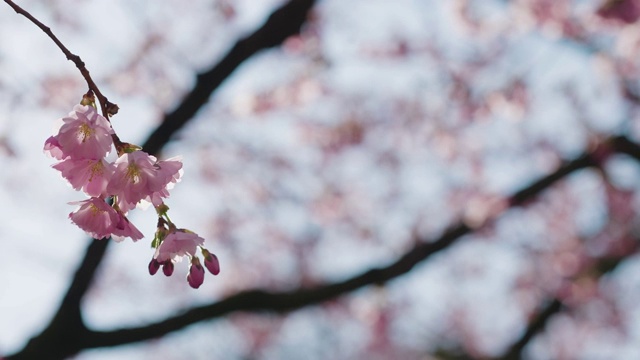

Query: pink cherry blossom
48 105 114 160
52 158 115 197
69 197 120 239
187 257 205 289
154 229 204 263
69 197 143 241
108 151 182 211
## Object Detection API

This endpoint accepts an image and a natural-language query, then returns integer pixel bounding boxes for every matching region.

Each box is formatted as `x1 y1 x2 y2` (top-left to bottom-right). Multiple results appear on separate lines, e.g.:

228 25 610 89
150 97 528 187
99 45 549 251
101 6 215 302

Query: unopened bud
202 248 220 275
187 257 205 289
148 258 160 275
162 261 174 276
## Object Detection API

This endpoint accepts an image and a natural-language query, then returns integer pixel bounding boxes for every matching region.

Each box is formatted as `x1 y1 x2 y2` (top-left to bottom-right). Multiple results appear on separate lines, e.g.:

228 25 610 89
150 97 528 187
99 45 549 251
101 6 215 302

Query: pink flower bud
187 257 205 289
202 249 220 275
148 258 160 275
162 261 174 276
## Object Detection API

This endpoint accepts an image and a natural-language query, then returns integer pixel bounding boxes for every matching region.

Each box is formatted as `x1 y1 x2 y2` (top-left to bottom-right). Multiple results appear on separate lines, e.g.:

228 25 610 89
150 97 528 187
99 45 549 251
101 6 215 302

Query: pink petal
112 212 144 241
69 198 119 239
44 136 66 160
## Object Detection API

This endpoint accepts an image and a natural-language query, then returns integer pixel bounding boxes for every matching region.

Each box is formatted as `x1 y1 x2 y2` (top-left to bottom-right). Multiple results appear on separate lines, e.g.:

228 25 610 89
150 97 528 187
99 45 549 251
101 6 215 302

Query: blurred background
1 0 640 359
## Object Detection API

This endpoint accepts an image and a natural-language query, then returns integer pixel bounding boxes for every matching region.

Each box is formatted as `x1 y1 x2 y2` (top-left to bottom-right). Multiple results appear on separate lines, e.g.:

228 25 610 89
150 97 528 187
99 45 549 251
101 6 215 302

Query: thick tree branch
77 143 602 349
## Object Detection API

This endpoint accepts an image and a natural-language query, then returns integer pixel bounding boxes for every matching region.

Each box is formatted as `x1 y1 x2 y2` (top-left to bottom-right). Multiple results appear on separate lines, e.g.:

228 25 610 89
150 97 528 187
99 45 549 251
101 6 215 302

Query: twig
3 0 117 118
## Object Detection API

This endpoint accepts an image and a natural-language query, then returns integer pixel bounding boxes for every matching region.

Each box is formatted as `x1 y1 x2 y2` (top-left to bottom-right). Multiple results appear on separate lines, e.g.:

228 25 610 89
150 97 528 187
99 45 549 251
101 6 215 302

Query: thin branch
3 0 117 117
497 299 563 360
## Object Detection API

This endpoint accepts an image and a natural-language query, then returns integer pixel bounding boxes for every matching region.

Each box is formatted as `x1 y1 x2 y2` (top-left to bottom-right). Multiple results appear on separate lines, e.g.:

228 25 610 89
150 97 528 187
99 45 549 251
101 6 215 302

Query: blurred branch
142 0 317 155
2 0 117 117
496 299 563 360
80 135 640 351
78 142 602 349
495 221 637 360
4 240 109 360
610 134 640 161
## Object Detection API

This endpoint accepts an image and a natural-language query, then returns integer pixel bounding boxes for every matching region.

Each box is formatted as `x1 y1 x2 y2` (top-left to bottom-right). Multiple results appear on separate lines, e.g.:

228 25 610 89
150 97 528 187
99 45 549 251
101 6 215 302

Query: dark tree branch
80 135 640 350
77 143 602 349
142 0 317 155
611 134 640 161
495 220 638 360
5 240 109 360
497 299 564 360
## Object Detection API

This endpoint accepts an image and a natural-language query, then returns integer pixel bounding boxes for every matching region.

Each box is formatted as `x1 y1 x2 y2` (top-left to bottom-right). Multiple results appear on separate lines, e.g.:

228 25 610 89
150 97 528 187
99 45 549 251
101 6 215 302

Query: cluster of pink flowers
45 102 219 288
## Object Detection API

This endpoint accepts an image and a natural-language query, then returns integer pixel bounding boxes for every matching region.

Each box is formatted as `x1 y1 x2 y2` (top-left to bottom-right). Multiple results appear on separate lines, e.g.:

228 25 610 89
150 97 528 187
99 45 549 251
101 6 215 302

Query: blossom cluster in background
44 100 219 288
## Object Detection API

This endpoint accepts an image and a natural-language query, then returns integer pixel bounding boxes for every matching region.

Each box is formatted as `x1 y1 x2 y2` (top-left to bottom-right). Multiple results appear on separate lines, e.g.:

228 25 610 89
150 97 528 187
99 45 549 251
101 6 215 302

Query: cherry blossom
52 158 115 197
69 197 120 239
69 197 143 241
154 229 204 263
108 151 182 211
149 228 220 287
46 105 114 160
46 103 213 288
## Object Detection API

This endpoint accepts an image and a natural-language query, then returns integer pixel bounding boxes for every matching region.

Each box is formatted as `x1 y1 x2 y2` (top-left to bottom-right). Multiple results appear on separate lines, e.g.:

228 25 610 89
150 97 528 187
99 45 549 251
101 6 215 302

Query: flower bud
202 249 220 275
162 261 174 276
148 258 160 275
187 257 205 289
